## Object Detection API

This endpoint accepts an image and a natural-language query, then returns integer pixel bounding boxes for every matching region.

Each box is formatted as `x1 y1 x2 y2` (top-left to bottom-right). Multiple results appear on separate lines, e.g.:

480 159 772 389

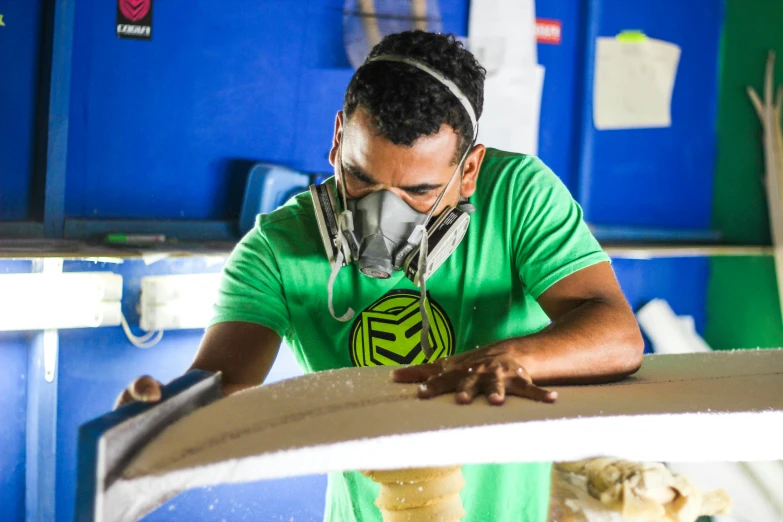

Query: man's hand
114 375 163 410
391 344 558 406
392 263 643 405
112 323 282 411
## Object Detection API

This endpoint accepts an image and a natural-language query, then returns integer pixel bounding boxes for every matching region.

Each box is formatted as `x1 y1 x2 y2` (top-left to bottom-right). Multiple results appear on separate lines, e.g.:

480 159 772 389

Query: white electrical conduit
121 313 163 349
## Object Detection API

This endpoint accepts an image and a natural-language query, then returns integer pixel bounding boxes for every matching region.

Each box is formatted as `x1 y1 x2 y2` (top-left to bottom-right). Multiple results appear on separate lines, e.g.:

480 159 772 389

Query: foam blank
109 350 783 521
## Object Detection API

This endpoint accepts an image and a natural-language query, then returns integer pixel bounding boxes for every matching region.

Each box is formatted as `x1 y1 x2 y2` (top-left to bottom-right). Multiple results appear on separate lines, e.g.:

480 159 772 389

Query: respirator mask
310 55 479 358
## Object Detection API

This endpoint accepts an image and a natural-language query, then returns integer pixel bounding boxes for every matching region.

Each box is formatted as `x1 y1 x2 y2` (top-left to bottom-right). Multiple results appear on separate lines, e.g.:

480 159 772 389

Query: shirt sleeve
512 159 610 299
209 222 292 338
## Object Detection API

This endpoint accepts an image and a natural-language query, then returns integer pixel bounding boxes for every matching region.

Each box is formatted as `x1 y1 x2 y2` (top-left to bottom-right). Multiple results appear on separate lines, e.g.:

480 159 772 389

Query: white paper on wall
477 64 545 155
467 0 543 154
593 36 681 130
468 0 537 74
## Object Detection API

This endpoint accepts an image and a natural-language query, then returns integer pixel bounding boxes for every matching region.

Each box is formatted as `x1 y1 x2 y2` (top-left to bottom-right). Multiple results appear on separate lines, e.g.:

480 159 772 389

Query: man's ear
460 144 486 198
328 111 344 167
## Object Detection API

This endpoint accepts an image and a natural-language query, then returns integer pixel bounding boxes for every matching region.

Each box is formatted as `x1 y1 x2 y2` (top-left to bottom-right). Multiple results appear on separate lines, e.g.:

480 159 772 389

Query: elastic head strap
367 54 478 142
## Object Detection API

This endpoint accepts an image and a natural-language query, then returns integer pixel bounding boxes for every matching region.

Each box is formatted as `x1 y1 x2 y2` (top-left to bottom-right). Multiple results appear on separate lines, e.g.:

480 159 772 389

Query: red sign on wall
536 19 562 45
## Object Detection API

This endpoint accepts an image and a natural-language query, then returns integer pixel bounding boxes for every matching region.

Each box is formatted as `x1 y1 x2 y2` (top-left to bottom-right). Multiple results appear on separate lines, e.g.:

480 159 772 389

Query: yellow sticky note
616 30 647 43
0 14 6 26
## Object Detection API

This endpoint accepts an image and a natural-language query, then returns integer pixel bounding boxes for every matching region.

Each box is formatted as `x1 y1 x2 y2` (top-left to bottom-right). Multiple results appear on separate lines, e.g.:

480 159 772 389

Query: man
119 31 643 522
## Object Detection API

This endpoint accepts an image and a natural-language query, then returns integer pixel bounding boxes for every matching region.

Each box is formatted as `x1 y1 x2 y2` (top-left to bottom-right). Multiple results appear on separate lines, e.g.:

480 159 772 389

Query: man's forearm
509 298 644 385
189 322 282 397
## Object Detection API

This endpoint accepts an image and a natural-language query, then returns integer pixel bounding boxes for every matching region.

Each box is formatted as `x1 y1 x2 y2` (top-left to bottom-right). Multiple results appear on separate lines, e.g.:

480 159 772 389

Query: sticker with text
536 19 562 45
117 0 153 40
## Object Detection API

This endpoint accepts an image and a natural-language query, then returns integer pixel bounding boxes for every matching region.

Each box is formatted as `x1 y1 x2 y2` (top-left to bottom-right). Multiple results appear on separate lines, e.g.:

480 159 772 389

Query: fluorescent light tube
0 272 123 331
0 272 122 302
140 274 221 304
139 274 221 331
0 301 121 331
140 301 215 331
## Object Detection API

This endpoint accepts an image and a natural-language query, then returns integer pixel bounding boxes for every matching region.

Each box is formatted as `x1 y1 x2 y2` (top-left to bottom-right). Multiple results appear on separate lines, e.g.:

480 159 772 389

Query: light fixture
139 274 221 331
0 272 123 331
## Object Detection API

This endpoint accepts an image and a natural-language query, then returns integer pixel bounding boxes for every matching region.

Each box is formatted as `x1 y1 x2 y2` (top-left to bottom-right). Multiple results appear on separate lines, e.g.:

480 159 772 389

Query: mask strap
425 150 470 225
325 143 356 323
336 145 351 219
414 223 434 358
368 55 479 141
414 149 471 360
327 245 355 322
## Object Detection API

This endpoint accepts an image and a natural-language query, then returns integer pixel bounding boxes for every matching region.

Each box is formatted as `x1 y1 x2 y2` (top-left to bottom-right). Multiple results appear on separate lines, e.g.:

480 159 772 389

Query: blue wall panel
0 0 44 220
142 476 325 522
577 0 723 228
63 0 468 221
535 0 584 194
65 1 314 220
0 332 28 522
611 257 710 352
0 262 33 522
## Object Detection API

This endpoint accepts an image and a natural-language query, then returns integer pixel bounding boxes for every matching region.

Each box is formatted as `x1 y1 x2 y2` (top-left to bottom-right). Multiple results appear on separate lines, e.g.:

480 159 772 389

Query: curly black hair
343 31 486 164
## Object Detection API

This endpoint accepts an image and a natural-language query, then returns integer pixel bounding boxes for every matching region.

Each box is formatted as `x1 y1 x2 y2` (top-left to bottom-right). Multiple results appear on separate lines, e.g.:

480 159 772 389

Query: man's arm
511 261 643 385
392 261 644 404
115 322 281 408
188 322 282 395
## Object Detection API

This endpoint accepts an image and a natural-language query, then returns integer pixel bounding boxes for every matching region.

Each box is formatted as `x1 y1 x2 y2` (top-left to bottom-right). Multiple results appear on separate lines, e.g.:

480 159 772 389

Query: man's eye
347 169 369 184
406 188 436 197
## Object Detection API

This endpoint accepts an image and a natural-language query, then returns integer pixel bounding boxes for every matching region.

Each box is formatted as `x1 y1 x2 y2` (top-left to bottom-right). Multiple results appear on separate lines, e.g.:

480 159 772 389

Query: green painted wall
706 0 783 349
707 257 783 349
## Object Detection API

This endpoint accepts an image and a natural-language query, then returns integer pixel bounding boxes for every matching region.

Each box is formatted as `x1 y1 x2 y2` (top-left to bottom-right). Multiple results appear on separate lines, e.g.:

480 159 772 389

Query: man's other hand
114 375 163 410
391 345 557 406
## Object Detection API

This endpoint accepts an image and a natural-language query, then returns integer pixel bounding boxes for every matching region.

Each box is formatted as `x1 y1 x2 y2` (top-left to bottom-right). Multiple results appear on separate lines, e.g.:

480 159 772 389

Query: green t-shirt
211 149 609 522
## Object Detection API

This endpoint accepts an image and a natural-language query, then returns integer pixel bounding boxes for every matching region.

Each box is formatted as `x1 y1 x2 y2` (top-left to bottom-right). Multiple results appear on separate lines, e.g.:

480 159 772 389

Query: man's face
329 108 485 215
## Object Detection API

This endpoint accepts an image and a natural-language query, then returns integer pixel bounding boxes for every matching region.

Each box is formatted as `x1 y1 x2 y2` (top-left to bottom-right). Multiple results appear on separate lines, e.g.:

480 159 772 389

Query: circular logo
349 290 455 367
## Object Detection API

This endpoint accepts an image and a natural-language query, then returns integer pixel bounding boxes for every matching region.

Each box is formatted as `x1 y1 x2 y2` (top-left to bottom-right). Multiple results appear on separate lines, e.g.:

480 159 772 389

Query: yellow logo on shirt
349 290 454 367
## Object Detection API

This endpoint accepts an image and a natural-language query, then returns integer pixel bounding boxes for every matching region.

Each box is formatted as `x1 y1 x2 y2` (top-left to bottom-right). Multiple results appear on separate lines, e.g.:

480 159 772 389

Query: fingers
131 375 162 402
418 371 463 399
391 363 441 383
114 388 135 410
506 377 558 403
483 369 506 406
114 376 162 410
455 372 481 404
395 356 558 406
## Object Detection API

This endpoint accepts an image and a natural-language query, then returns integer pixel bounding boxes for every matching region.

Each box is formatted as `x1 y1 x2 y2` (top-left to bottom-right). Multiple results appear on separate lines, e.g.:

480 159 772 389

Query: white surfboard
83 350 783 521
